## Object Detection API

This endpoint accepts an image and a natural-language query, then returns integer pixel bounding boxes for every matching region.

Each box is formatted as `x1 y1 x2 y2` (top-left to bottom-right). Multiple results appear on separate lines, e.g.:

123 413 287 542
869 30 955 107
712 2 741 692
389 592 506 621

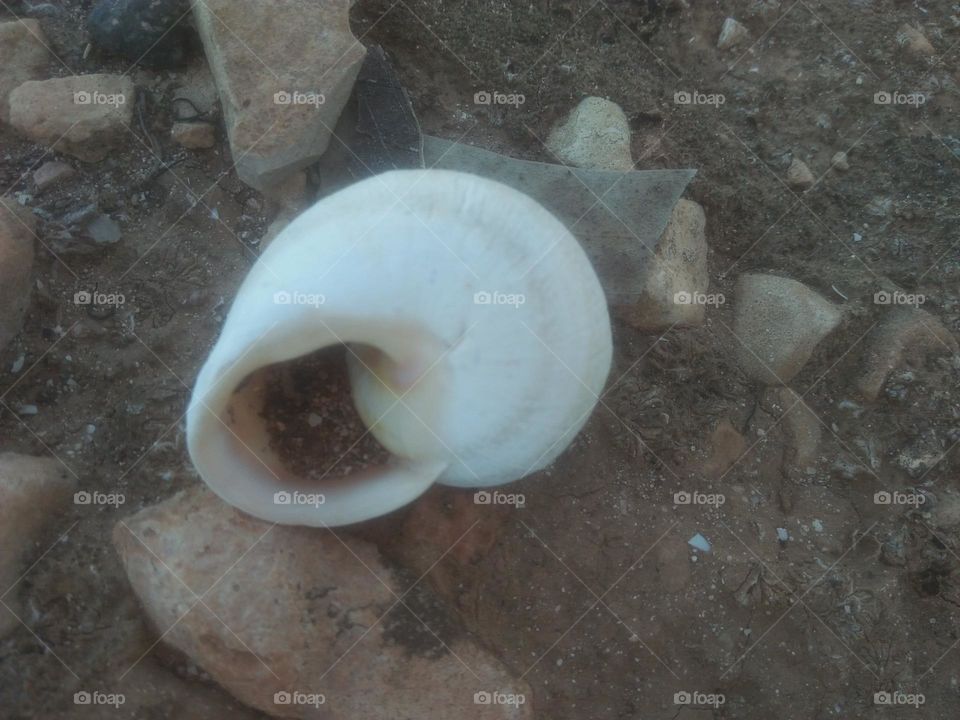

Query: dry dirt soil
2 0 960 718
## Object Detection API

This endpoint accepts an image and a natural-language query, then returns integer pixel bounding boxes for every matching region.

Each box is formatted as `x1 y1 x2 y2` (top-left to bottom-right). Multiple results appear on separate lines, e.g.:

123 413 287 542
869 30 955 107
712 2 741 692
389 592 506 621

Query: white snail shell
187 170 612 526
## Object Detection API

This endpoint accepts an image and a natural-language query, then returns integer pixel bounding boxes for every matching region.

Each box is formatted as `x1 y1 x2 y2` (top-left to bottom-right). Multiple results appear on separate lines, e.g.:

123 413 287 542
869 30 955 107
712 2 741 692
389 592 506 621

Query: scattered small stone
84 214 122 245
0 452 76 639
717 17 750 50
615 199 709 331
0 19 51 123
545 96 633 171
856 307 958 401
170 60 219 120
32 161 75 192
171 121 216 149
87 0 193 68
114 487 532 719
9 74 135 162
880 534 907 567
733 273 842 385
897 23 935 57
688 533 711 552
831 151 849 171
193 0 366 191
786 157 815 190
0 199 36 354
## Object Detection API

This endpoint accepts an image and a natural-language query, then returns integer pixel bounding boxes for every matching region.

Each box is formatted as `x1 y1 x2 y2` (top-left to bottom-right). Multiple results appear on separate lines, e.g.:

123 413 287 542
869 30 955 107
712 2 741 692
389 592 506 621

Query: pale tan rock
786 157 815 190
897 23 935 57
733 273 842 385
171 121 216 149
0 198 36 353
546 96 633 171
0 453 76 639
856 307 958 401
615 199 709 331
0 20 51 123
831 151 849 172
717 17 750 50
192 0 366 191
9 74 135 162
114 486 532 720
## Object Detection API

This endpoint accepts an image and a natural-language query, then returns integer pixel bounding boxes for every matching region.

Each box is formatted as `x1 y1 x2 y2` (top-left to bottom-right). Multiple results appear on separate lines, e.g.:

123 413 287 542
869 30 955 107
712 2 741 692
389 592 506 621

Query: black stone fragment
88 0 195 68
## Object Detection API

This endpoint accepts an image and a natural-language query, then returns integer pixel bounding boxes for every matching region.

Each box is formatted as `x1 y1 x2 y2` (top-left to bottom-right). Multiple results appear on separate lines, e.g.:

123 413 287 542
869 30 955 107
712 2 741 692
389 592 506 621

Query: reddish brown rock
114 486 531 719
762 387 821 473
374 487 509 612
856 307 958 401
171 121 216 149
0 198 36 353
0 453 76 639
701 418 747 480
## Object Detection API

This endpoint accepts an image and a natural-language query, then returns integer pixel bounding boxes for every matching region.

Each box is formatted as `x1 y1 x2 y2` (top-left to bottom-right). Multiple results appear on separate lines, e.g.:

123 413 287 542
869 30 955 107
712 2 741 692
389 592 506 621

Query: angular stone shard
856 306 958 401
732 273 842 385
192 0 367 191
615 198 709 331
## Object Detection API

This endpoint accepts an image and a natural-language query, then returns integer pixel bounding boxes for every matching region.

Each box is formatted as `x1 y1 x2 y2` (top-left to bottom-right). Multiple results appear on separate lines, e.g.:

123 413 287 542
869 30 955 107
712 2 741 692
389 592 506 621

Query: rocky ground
1 0 960 719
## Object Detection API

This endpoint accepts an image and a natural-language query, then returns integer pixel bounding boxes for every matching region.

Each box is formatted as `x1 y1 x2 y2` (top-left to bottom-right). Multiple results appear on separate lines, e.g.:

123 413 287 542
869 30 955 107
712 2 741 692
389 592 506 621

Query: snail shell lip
187 169 613 527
